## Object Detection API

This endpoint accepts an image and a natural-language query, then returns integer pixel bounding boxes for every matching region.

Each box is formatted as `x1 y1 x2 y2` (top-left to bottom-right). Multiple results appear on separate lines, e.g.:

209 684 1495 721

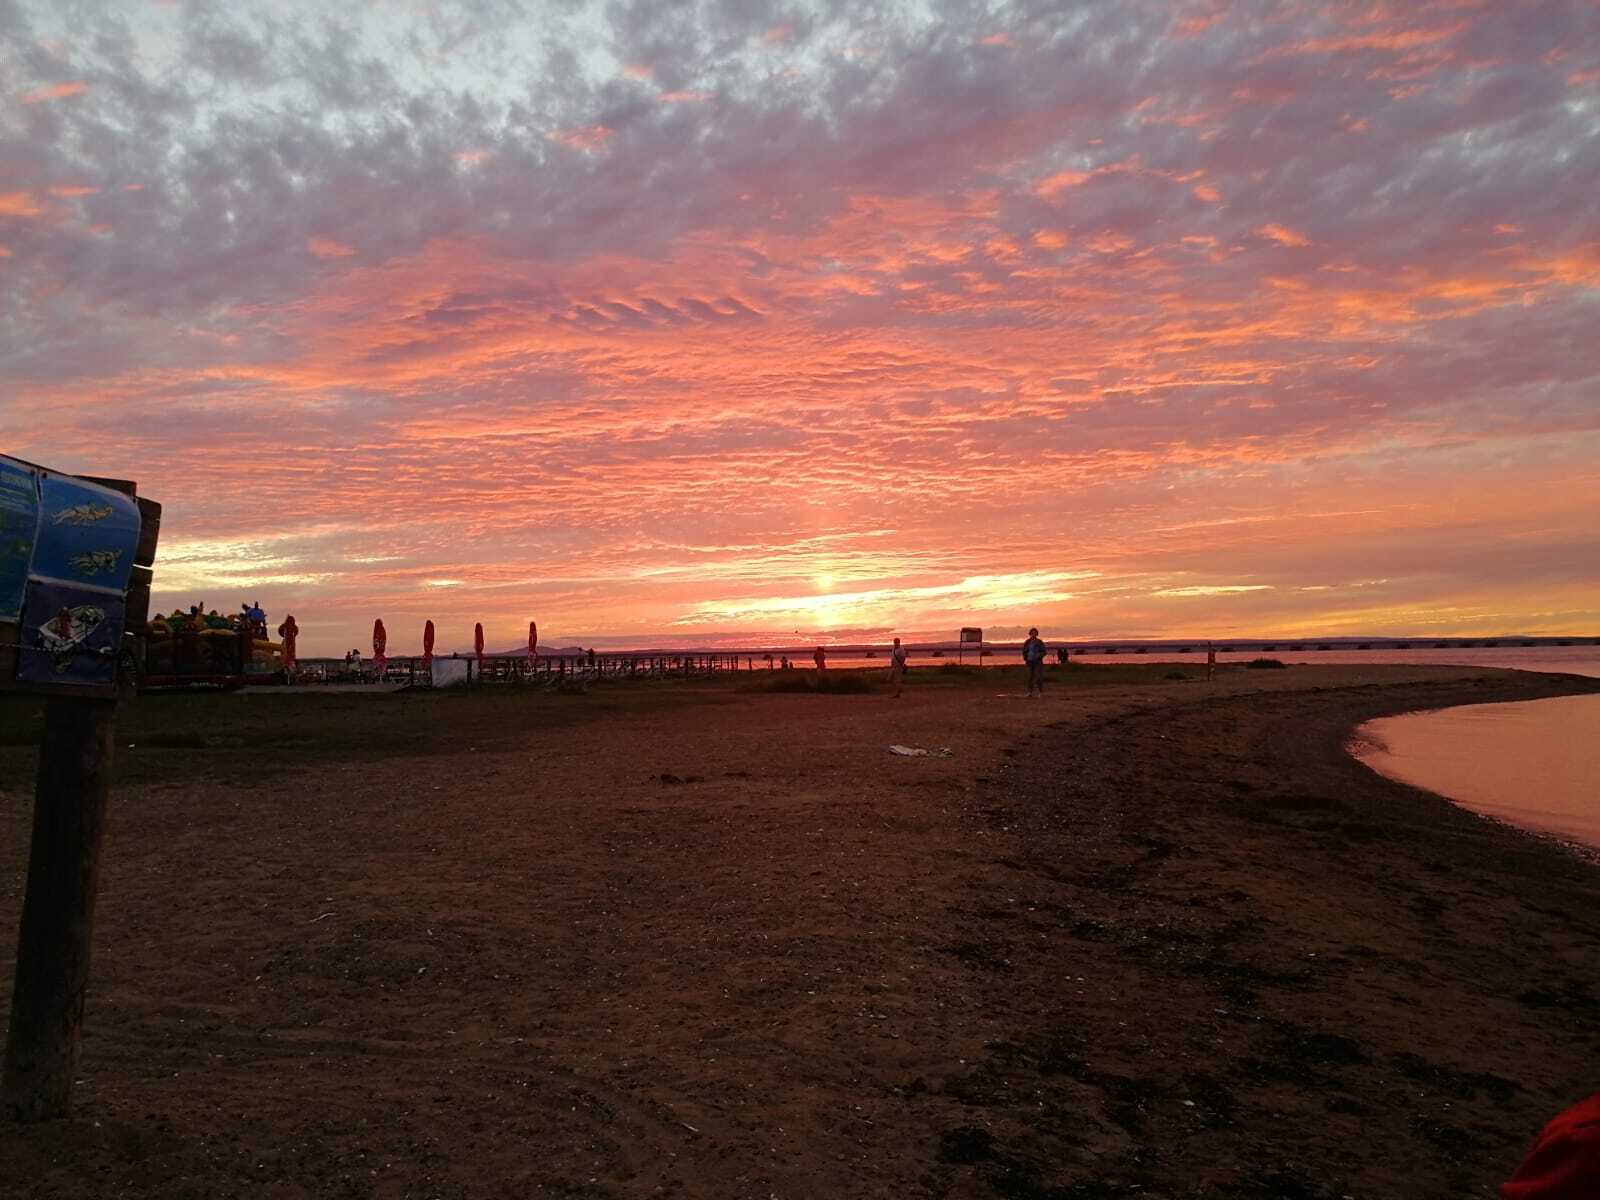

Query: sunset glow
3 1 1597 654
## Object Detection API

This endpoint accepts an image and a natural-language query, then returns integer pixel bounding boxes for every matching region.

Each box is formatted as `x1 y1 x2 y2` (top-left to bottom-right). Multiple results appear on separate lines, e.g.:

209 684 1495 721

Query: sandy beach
3 662 1599 1199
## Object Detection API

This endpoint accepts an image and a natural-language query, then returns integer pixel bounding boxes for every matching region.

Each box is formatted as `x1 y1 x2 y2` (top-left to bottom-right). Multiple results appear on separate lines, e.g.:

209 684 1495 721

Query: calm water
826 645 1600 678
1353 694 1600 850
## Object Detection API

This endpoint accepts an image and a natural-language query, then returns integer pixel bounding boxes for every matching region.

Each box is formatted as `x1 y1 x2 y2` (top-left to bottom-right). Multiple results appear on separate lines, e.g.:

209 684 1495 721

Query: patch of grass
748 671 877 694
0 656 1306 794
1245 658 1288 669
0 681 742 791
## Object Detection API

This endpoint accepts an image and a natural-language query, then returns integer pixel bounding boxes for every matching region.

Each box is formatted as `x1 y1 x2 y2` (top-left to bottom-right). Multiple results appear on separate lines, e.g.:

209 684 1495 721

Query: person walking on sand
887 637 908 698
814 645 827 671
1022 627 1048 697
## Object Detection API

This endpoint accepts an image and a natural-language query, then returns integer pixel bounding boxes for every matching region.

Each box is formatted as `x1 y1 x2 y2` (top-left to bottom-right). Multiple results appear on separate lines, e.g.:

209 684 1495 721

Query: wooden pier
285 633 1599 688
298 651 761 687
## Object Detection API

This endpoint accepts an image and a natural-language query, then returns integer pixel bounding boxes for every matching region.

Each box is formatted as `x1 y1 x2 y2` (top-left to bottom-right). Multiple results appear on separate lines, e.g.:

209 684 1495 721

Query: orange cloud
19 81 88 104
0 191 43 217
9 2 1597 654
1033 169 1088 197
48 184 99 198
1258 223 1311 247
1276 24 1466 57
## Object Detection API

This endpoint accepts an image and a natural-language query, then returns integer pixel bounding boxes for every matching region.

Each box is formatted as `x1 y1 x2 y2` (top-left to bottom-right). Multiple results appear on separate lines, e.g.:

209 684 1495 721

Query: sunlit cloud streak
2 0 1597 653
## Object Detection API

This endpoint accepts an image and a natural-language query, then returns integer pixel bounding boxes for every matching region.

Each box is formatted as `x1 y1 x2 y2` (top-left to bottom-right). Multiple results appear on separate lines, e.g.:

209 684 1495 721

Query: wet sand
3 664 1599 1198
1355 693 1600 850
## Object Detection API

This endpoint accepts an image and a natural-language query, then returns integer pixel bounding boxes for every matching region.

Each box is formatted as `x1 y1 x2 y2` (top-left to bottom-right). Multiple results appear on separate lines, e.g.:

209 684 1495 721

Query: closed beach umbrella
277 615 298 667
474 622 485 667
422 619 435 666
528 620 538 662
372 618 388 677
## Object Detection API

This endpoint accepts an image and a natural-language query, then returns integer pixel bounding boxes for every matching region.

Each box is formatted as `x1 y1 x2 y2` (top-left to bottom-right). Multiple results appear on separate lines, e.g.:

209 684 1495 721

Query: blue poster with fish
16 579 125 687
31 474 140 592
0 456 39 620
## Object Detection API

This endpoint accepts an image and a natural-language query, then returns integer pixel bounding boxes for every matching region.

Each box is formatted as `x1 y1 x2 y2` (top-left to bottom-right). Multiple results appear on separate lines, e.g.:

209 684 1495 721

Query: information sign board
959 627 983 643
0 454 157 697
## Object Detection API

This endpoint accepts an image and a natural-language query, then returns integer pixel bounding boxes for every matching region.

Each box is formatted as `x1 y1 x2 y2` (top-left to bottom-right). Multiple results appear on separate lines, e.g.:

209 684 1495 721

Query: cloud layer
3 0 1598 652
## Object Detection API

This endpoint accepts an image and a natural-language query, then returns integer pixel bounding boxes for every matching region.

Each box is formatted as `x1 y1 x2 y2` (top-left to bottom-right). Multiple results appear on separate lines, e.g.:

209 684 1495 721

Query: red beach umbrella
372 618 388 678
422 619 435 666
474 622 485 667
528 620 538 662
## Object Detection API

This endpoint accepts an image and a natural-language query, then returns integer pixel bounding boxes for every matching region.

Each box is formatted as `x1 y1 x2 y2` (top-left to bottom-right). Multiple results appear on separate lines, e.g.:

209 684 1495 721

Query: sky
2 0 1598 655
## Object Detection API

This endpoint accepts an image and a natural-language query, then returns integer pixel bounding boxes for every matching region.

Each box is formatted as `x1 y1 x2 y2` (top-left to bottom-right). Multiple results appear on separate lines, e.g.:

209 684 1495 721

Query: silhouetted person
814 646 827 671
1022 627 1047 696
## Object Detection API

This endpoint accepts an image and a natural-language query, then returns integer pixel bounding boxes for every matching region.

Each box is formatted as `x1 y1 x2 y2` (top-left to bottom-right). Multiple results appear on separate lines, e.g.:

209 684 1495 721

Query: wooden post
3 695 119 1121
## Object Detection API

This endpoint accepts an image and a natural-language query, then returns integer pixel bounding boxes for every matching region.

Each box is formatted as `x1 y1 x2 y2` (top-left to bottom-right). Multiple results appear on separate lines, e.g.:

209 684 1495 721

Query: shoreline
950 669 1600 1198
3 665 1598 1198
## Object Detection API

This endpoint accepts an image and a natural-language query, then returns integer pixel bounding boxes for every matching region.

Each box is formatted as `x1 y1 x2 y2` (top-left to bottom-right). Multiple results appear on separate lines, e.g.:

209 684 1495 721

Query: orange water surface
1353 695 1600 849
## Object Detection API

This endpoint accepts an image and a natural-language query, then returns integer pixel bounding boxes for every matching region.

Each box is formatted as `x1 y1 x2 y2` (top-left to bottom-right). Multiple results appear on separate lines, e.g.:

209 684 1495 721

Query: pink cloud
307 236 355 258
546 125 612 152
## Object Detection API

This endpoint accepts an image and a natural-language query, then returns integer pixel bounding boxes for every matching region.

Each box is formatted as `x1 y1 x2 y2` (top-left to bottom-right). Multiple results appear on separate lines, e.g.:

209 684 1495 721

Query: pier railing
296 652 758 686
